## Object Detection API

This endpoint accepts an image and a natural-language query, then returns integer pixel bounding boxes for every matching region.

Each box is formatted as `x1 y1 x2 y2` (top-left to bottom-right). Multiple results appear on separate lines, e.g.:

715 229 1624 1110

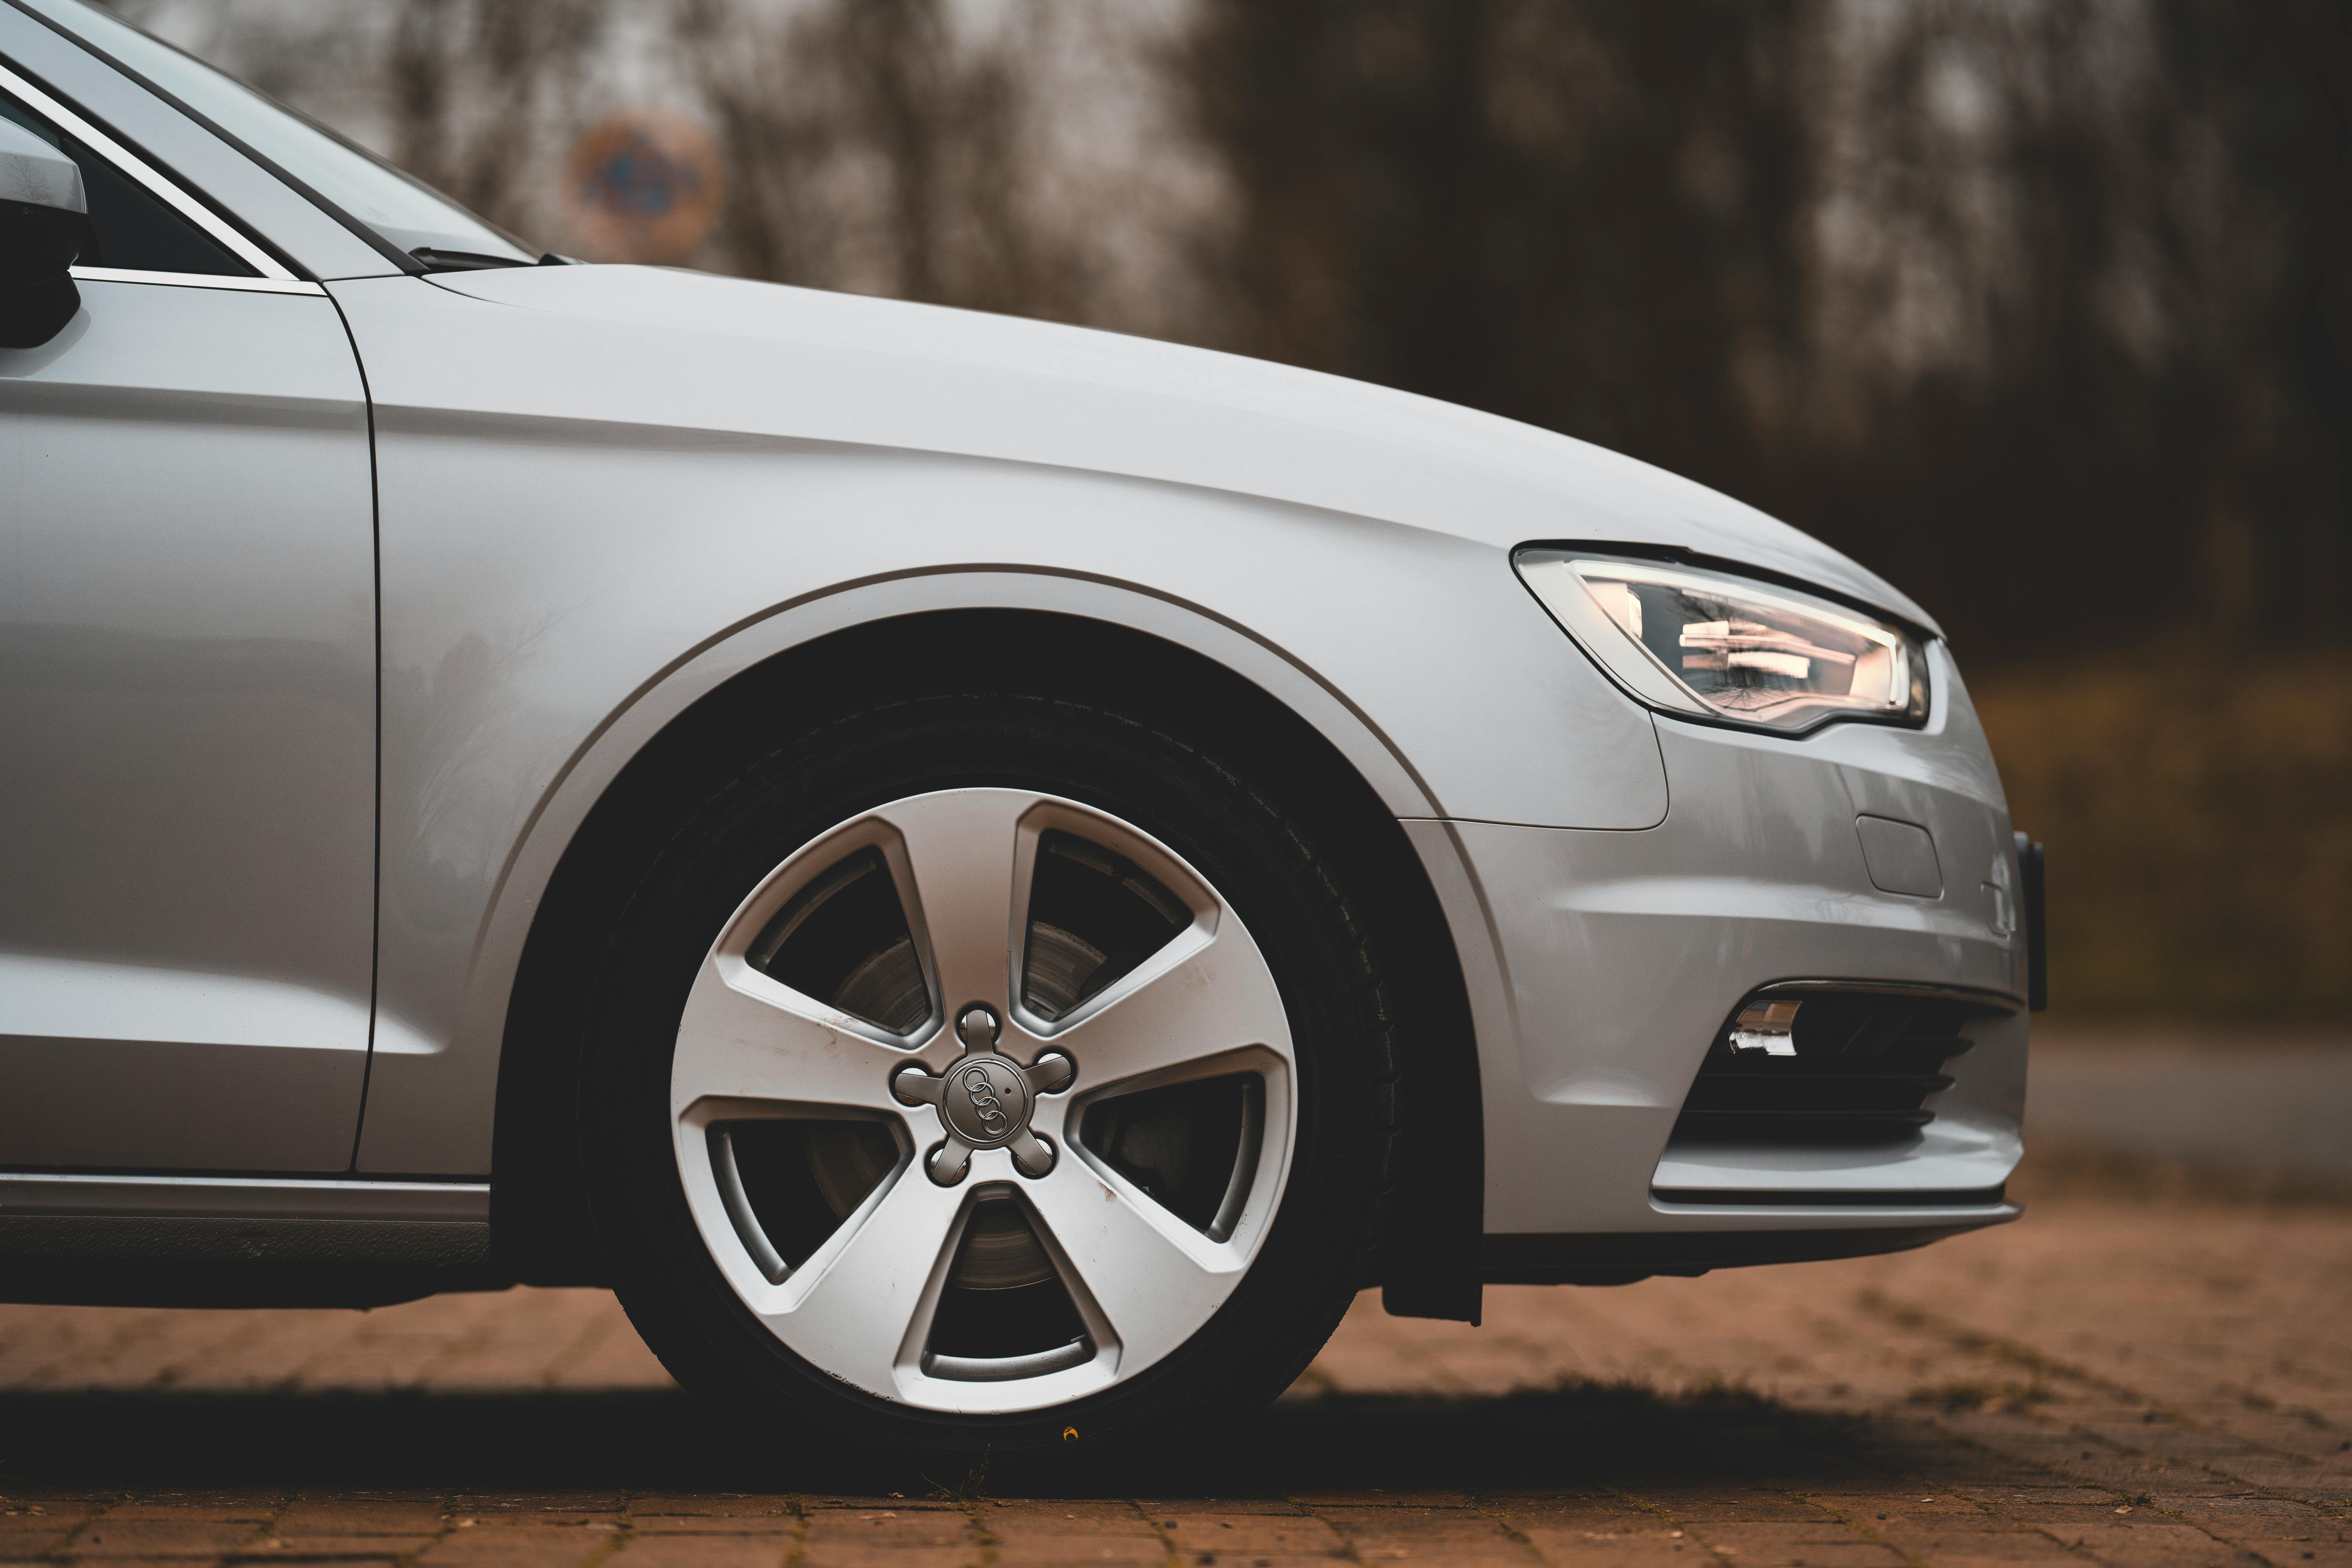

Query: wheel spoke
878 791 1033 1018
769 1168 963 1396
1045 924 1289 1091
1025 1158 1235 1373
673 956 915 1115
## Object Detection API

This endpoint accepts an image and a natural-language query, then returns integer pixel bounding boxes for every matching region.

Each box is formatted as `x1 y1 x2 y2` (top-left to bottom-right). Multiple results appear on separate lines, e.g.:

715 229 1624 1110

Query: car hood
422 265 1936 633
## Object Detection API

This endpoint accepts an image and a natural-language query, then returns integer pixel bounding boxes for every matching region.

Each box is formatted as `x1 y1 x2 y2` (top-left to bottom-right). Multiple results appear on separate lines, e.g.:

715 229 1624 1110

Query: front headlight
1514 548 1930 734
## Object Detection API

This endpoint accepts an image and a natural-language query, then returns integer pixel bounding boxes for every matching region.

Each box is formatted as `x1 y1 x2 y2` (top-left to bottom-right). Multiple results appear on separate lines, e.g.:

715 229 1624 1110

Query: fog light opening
1728 999 1802 1056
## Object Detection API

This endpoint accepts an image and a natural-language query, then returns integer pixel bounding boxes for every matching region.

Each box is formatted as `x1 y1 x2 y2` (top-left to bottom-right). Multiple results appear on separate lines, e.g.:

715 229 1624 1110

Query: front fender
331 273 1666 1175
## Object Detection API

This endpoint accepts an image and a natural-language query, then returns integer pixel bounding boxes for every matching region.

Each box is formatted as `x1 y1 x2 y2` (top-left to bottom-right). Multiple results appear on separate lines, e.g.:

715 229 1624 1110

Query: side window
0 85 249 276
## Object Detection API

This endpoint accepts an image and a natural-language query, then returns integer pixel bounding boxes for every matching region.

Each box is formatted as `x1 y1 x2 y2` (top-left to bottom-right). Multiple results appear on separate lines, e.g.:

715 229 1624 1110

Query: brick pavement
0 1179 2344 1567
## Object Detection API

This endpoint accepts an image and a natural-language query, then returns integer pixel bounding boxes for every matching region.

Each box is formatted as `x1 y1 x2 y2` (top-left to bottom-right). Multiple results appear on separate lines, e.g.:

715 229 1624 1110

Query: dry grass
1969 649 2352 1020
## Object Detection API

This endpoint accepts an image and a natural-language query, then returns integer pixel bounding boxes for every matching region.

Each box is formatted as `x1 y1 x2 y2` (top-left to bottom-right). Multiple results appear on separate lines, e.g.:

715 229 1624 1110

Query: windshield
17 0 539 266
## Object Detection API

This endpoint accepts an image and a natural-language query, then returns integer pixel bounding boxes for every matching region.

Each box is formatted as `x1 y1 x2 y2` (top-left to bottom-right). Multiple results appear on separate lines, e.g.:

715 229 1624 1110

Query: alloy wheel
669 788 1296 1414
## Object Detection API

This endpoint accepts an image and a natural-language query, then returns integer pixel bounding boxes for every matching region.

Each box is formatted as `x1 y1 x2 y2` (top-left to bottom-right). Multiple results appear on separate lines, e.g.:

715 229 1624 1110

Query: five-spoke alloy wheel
582 695 1392 1455
671 789 1296 1413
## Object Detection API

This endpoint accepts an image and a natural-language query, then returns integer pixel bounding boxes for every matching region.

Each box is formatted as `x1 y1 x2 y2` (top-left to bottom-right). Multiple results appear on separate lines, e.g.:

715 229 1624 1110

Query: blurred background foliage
1973 659 2351 1018
114 0 2352 1021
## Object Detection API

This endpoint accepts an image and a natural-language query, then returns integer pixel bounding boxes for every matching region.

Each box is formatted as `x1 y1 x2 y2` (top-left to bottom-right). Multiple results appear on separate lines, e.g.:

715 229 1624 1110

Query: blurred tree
673 0 1089 319
2151 0 2352 652
1180 0 1809 506
1777 0 2352 661
1771 0 2198 660
383 0 610 242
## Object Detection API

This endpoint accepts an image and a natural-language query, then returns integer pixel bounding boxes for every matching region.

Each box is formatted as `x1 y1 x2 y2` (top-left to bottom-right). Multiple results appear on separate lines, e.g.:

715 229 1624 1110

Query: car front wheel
579 694 1396 1455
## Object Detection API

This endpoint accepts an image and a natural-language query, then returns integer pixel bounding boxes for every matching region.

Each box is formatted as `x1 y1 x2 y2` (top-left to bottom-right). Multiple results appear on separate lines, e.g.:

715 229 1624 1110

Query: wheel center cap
939 1054 1031 1146
891 1003 1073 1182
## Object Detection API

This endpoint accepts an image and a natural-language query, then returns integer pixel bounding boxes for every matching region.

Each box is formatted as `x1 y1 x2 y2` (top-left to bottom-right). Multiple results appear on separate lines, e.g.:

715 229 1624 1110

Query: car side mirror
0 118 88 350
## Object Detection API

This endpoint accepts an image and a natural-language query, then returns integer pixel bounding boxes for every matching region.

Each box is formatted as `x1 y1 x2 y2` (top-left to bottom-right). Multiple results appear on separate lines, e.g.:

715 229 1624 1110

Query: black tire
578 690 1397 1456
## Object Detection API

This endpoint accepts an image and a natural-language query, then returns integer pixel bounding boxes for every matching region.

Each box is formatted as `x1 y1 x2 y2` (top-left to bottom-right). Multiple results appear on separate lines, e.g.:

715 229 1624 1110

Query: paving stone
1307 1503 1528 1563
414 1528 613 1566
260 1533 442 1557
983 1499 1165 1565
626 1514 802 1534
1639 1499 1830 1524
1869 1527 2082 1563
0 1509 94 1530
100 1498 279 1521
609 1535 790 1568
627 1496 800 1520
798 1504 971 1565
455 1495 627 1519
62 1519 263 1557
1158 1508 1336 1554
0 1527 84 1561
270 1498 451 1535
1505 1521 1702 1565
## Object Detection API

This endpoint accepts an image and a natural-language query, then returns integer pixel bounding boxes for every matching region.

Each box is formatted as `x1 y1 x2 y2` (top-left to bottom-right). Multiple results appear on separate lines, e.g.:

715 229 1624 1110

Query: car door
0 61 376 1171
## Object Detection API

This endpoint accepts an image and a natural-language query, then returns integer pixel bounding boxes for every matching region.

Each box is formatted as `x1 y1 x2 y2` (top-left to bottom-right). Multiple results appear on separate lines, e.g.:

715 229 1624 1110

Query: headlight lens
1514 549 1929 734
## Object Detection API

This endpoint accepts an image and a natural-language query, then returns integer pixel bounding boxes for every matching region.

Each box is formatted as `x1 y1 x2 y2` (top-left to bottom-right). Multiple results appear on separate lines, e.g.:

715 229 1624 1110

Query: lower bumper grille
1672 984 2012 1145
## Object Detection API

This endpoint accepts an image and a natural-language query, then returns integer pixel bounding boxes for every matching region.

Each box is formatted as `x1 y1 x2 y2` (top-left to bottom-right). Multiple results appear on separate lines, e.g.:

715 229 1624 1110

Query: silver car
0 0 2040 1454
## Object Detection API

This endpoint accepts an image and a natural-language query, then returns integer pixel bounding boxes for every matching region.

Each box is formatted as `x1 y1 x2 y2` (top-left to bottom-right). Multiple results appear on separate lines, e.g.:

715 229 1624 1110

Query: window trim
0 56 304 287
69 264 322 295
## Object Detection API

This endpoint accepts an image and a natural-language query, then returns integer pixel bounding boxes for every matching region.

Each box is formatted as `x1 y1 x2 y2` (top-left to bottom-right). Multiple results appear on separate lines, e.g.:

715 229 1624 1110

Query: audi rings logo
932 1053 1030 1146
961 1066 1009 1130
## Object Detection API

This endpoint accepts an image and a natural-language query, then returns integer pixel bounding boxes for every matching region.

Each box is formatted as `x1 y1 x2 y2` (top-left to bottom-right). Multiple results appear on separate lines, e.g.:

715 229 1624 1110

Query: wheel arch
487 599 1485 1321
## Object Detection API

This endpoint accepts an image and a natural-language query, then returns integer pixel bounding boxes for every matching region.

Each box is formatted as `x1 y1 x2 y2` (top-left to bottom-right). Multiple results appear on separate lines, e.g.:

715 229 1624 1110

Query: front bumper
1410 642 2025 1265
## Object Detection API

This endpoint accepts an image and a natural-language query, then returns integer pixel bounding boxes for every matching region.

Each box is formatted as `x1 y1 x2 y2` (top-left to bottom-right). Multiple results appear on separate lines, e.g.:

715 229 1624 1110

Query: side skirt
0 1173 501 1307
